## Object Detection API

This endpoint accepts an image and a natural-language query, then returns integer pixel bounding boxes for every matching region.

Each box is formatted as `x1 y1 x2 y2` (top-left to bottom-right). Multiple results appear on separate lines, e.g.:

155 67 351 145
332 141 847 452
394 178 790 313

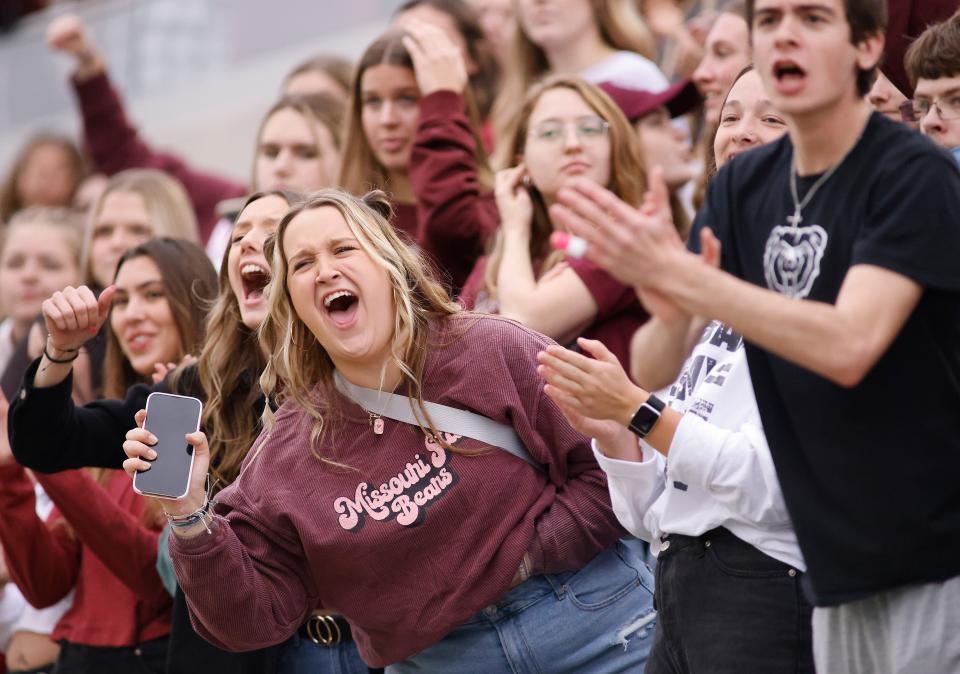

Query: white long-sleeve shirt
595 321 805 570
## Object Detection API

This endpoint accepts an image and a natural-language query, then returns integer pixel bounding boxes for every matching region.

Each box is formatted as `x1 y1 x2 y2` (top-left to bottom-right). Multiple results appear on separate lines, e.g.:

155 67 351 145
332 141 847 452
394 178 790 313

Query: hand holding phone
131 393 202 501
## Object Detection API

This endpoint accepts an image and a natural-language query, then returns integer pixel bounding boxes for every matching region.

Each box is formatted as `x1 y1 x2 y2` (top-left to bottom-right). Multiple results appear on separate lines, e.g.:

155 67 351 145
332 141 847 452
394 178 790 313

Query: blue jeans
277 631 369 674
388 541 656 673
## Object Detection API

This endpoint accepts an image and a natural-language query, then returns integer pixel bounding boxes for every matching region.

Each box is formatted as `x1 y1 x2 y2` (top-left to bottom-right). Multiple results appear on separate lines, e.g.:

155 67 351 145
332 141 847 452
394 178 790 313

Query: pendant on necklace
787 208 803 228
370 413 384 435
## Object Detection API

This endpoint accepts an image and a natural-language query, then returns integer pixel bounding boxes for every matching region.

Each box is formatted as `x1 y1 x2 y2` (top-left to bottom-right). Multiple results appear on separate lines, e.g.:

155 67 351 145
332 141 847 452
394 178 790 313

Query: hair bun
361 190 394 221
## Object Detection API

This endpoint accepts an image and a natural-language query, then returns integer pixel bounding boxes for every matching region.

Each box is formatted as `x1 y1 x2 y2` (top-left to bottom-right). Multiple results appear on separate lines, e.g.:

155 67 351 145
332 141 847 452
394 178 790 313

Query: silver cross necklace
787 120 868 230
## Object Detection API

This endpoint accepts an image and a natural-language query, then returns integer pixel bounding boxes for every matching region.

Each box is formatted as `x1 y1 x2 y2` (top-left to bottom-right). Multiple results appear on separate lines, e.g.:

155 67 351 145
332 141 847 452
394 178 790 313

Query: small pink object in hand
551 231 588 259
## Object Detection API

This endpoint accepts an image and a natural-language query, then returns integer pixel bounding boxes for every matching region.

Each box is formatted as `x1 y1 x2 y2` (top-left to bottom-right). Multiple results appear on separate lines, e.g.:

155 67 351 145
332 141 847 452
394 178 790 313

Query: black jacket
7 358 282 674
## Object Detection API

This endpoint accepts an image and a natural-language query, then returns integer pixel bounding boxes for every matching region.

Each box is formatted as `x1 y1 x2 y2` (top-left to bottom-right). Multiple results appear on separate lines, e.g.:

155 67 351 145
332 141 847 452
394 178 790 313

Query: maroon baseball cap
598 79 702 122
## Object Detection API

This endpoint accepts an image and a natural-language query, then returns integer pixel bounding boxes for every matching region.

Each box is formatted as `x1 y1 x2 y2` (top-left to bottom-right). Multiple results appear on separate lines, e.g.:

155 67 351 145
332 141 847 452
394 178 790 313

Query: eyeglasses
900 94 960 123
528 116 610 144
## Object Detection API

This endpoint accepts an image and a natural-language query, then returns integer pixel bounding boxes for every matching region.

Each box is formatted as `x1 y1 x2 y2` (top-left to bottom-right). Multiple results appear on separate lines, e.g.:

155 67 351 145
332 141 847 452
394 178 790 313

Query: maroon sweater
404 90 499 294
72 72 247 243
170 314 624 667
0 464 171 647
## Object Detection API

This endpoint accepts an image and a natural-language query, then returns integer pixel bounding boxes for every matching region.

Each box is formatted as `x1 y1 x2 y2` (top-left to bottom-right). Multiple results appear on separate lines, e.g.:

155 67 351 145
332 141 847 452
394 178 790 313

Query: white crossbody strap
334 372 544 472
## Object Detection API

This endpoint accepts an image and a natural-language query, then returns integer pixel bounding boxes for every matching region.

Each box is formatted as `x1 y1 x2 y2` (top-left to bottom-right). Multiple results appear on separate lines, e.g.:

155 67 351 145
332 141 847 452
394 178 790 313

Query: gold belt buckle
306 614 342 646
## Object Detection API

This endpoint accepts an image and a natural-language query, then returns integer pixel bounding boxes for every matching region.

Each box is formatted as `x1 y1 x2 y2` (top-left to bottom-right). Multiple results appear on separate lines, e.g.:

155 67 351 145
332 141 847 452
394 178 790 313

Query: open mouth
323 289 359 328
773 60 806 90
240 263 271 303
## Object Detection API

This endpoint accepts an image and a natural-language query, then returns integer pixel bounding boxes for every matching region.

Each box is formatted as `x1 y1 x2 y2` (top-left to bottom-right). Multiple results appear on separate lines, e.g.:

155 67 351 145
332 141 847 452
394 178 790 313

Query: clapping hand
550 168 722 325
537 339 645 462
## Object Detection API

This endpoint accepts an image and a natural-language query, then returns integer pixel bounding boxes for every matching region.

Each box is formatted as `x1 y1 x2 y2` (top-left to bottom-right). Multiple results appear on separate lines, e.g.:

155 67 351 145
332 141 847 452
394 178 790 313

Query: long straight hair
0 134 86 221
100 237 217 528
337 30 492 198
80 169 199 285
103 238 218 399
175 189 301 489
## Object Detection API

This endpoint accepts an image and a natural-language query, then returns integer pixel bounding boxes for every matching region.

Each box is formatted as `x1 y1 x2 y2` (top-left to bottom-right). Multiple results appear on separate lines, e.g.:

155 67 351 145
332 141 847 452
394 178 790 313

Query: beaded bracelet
163 475 220 535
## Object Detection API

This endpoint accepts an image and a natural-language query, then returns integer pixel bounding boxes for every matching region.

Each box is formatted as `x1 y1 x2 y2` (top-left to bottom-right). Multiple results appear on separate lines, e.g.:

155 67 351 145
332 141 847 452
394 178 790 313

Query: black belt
298 613 353 646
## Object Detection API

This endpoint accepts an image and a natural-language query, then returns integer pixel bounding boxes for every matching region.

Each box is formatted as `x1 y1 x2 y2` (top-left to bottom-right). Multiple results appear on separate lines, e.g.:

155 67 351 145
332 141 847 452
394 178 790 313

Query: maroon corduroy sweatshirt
170 314 624 667
72 72 247 244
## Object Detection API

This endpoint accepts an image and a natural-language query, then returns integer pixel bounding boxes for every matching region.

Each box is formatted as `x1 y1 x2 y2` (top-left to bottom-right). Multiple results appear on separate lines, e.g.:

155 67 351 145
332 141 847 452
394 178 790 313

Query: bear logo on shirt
763 224 828 299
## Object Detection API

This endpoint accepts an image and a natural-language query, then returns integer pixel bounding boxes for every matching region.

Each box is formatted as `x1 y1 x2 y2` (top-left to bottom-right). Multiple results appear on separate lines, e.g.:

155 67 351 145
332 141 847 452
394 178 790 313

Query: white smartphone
132 392 202 500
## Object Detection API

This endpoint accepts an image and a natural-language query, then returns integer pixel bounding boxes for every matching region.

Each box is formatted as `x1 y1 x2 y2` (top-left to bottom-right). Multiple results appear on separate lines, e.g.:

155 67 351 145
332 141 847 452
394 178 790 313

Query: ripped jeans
387 540 656 674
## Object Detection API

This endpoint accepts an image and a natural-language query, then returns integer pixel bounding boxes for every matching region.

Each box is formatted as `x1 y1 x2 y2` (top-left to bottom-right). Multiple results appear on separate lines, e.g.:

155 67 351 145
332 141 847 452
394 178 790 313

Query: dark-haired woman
0 237 218 673
6 193 371 674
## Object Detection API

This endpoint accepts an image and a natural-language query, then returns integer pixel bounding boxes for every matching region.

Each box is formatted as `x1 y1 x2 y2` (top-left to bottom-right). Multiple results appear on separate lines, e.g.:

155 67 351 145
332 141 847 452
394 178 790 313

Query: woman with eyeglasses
459 75 653 370
535 66 815 674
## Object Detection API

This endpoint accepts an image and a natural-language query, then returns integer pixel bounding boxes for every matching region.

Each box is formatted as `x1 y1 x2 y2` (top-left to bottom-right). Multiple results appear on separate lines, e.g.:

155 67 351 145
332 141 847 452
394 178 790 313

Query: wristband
165 497 216 534
164 475 220 535
43 344 80 364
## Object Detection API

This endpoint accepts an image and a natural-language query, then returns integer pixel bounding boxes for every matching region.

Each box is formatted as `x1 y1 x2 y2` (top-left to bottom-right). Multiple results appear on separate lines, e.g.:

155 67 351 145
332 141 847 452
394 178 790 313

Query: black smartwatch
627 395 666 439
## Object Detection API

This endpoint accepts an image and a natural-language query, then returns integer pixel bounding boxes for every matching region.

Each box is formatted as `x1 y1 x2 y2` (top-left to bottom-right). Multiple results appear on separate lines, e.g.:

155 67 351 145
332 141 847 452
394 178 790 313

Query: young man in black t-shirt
550 0 960 671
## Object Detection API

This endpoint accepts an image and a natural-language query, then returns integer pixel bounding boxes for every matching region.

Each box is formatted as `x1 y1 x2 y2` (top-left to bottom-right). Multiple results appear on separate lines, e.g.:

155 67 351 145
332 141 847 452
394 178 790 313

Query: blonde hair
251 93 346 191
284 54 355 97
80 169 198 284
338 31 493 198
491 0 655 166
3 206 85 265
484 75 648 295
258 189 461 463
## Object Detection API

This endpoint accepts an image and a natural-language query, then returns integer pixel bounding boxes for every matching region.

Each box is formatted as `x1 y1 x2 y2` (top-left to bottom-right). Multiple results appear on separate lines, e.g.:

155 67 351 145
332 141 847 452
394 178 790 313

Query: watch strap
628 394 666 439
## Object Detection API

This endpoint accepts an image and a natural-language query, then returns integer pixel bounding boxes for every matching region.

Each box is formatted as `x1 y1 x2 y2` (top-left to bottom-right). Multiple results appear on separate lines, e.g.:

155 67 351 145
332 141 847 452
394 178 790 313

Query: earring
522 175 532 188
